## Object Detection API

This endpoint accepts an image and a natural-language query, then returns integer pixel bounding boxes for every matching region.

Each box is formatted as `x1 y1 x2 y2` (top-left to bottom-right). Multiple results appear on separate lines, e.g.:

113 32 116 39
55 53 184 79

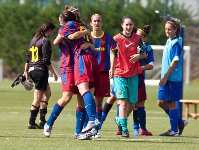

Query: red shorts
94 72 110 97
74 54 101 88
138 73 146 102
60 72 78 93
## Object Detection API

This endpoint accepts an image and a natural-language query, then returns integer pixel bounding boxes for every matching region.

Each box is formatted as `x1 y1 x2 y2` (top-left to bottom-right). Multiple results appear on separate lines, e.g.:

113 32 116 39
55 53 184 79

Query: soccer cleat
122 130 129 138
28 123 40 129
43 123 52 137
93 133 101 138
38 121 46 129
81 119 100 133
140 129 152 136
115 126 122 135
159 130 179 136
115 130 122 135
133 129 140 136
77 132 92 140
178 120 188 135
74 133 81 139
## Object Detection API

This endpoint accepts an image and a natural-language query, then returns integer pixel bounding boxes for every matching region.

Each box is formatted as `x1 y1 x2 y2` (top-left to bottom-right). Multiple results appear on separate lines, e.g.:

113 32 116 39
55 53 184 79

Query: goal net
50 45 191 86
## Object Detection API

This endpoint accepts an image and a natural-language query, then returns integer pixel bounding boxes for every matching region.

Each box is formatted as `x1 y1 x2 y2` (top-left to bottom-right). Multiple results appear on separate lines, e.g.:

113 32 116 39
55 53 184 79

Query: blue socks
95 108 102 130
82 91 96 121
46 103 63 127
137 107 146 131
75 106 86 134
99 112 107 130
169 109 178 132
164 108 183 126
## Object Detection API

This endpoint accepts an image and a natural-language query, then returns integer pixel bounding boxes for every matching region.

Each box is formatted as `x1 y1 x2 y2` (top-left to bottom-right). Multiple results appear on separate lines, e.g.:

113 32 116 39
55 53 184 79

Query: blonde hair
91 14 101 20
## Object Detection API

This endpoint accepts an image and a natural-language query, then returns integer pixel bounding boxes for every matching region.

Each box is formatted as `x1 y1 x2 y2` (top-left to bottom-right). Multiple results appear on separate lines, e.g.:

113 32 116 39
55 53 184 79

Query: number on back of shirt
29 46 38 62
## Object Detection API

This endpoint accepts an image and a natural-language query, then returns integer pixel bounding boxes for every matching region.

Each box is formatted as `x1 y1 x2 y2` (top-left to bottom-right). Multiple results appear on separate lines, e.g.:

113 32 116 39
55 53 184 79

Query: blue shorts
113 75 138 104
157 80 182 102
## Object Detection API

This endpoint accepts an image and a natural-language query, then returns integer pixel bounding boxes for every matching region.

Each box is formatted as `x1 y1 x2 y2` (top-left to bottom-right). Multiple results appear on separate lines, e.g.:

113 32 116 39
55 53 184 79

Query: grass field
0 80 199 150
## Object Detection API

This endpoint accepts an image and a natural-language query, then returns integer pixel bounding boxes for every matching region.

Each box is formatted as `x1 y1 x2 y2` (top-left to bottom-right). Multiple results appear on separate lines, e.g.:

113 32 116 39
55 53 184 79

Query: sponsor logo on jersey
125 42 134 48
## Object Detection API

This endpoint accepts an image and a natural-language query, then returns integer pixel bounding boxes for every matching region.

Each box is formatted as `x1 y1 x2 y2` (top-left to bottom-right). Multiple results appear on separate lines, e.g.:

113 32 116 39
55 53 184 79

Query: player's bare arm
54 29 89 45
47 64 58 81
141 64 154 71
23 63 29 79
68 29 90 40
109 50 116 78
159 60 178 86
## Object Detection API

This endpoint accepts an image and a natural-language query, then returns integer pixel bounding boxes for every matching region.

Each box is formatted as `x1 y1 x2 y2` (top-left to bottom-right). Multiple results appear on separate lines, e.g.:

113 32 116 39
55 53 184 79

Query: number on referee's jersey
29 46 38 62
79 26 89 42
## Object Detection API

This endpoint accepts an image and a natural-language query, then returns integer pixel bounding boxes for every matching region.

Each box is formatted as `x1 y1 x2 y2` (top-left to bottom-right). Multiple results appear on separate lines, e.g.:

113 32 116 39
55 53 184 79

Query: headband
167 21 177 28
71 8 79 13
138 29 147 37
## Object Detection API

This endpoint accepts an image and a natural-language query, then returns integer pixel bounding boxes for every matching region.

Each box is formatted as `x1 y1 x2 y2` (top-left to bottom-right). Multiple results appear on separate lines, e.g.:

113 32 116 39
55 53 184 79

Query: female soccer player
101 26 154 137
132 25 154 136
88 14 117 138
99 26 137 132
110 15 146 137
43 6 94 138
158 20 187 136
23 21 58 129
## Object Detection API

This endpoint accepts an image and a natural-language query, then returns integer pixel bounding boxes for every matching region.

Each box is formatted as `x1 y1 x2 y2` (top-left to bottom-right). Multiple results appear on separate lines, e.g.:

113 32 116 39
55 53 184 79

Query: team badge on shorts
118 90 122 94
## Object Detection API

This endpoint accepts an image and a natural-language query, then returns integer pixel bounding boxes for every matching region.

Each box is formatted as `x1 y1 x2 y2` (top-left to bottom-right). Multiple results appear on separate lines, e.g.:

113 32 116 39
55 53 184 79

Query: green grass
0 80 199 150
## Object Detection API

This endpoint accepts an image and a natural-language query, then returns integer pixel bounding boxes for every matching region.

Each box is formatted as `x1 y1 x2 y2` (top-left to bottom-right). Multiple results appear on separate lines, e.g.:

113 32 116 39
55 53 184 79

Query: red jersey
113 33 142 77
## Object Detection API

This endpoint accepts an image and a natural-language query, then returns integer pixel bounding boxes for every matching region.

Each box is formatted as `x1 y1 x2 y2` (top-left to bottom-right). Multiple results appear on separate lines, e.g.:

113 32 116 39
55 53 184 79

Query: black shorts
29 70 49 91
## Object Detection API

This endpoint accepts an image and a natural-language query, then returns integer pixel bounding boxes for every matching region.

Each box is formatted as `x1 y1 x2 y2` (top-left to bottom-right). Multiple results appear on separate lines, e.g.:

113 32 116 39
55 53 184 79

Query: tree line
0 0 195 78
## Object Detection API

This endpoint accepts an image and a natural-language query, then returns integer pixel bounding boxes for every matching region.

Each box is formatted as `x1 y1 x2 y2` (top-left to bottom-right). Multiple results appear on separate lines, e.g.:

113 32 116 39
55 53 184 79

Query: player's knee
107 95 116 104
157 100 166 109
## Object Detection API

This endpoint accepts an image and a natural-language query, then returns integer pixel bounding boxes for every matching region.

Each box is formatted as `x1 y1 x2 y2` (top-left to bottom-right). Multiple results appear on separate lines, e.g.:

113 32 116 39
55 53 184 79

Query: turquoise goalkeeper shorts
113 75 138 104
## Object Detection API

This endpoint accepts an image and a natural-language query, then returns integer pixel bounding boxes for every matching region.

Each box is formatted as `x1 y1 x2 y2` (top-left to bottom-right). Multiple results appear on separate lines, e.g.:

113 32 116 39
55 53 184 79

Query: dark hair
138 25 151 37
35 21 56 40
166 20 180 36
61 5 82 23
122 15 134 23
132 26 137 34
60 10 76 22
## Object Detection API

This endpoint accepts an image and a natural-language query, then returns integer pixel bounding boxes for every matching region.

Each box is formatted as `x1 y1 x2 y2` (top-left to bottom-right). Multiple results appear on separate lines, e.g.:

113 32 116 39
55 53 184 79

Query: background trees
0 0 197 79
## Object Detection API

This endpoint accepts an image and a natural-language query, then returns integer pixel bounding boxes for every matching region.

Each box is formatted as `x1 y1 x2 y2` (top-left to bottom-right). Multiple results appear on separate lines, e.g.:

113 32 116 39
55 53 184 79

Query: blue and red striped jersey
58 25 74 73
60 21 97 57
92 32 117 72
